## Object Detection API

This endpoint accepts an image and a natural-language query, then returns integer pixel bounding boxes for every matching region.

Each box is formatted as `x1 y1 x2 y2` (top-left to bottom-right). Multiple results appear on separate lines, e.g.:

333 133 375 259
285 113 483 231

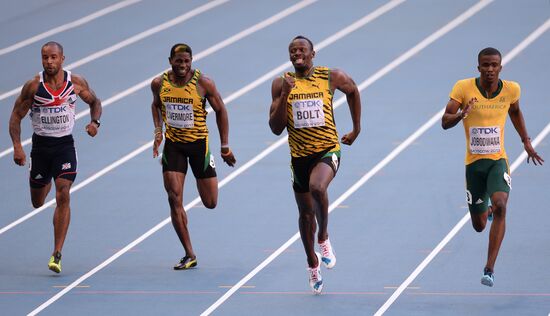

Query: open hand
221 147 236 167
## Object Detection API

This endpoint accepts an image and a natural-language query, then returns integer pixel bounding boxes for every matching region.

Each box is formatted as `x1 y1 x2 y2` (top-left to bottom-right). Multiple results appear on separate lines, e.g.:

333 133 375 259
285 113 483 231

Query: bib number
292 99 325 129
469 126 501 155
39 105 72 132
166 103 194 128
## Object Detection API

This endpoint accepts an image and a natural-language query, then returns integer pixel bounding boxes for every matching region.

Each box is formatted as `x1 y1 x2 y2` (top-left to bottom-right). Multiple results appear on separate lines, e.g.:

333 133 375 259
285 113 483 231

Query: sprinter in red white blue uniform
9 41 102 274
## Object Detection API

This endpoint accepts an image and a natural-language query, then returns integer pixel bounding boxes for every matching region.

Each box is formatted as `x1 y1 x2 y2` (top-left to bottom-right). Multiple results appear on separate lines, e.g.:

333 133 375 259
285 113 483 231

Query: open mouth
293 57 305 65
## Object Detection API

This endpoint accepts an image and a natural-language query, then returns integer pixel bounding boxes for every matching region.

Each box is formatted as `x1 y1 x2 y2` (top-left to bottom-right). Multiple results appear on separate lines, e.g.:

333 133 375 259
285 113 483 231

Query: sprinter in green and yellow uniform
269 36 361 294
442 47 543 287
151 43 236 270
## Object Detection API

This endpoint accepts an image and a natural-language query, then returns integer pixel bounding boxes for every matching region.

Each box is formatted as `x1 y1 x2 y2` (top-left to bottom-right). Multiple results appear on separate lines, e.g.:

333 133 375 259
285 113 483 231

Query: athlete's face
41 45 64 76
478 54 502 83
169 52 192 79
288 39 315 72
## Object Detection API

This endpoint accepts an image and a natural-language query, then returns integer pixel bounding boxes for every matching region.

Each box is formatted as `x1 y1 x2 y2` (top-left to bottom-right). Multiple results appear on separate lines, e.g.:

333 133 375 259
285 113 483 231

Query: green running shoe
48 251 62 273
173 256 197 270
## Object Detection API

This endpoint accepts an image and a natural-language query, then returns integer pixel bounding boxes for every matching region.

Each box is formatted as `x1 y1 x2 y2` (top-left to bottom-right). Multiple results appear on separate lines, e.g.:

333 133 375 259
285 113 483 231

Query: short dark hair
42 41 63 54
170 43 192 59
478 47 501 63
291 35 314 50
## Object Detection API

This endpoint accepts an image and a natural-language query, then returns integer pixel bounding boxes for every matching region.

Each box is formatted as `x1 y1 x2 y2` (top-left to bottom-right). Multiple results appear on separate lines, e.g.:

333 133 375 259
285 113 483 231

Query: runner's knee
309 183 327 199
202 198 216 209
470 215 486 232
166 189 182 207
492 200 507 217
472 221 485 232
32 199 44 208
55 187 70 206
299 210 315 222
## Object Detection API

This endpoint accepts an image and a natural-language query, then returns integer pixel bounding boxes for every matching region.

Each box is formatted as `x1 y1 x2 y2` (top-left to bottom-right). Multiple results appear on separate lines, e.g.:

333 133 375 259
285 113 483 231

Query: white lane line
0 0 379 236
0 0 229 102
200 1 494 315
374 17 550 316
0 0 315 159
0 142 152 236
222 0 406 105
0 0 142 56
24 2 403 314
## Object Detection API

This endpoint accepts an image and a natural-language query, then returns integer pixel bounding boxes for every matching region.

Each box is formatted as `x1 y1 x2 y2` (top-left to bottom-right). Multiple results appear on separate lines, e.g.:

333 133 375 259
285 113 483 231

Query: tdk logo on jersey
293 100 322 108
42 106 67 113
471 127 499 135
166 104 191 111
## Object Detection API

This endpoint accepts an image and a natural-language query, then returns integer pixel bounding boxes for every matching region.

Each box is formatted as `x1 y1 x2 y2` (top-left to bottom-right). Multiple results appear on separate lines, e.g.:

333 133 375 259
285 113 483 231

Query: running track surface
1 1 549 315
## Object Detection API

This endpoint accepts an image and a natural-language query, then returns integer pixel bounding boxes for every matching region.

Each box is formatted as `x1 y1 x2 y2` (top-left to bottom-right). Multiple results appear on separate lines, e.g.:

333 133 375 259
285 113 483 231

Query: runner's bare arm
509 100 544 165
331 69 361 145
73 74 102 137
442 97 475 130
9 78 38 166
201 74 236 166
151 76 164 158
269 75 292 135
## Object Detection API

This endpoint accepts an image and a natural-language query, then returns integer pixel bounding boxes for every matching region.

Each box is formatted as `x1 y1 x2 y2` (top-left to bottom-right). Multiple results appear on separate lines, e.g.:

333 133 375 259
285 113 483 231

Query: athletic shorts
29 134 77 188
290 148 341 193
162 138 216 179
465 158 511 214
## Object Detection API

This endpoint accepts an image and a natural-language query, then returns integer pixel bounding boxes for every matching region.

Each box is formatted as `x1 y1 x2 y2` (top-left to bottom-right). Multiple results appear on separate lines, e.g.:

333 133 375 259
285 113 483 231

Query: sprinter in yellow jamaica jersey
442 47 543 287
151 43 236 270
269 36 361 294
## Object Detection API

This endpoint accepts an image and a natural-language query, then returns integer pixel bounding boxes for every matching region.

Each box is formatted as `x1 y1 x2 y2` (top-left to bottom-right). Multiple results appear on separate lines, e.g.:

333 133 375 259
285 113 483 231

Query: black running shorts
29 134 77 188
290 148 341 193
162 138 216 179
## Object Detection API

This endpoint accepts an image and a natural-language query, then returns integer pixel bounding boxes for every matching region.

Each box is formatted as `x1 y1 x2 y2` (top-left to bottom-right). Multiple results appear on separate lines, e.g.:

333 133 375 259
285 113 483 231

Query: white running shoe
319 238 336 269
307 252 323 295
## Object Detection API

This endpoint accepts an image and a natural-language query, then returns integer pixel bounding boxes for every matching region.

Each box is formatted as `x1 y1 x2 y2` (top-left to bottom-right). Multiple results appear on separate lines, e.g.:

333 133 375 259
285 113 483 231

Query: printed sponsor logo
209 154 215 169
466 190 472 205
503 172 512 189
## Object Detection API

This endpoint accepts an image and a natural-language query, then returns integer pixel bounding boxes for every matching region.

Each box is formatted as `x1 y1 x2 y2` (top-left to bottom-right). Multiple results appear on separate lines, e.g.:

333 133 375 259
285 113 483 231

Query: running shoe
307 252 323 295
174 256 197 270
481 267 494 287
319 238 336 269
48 251 62 274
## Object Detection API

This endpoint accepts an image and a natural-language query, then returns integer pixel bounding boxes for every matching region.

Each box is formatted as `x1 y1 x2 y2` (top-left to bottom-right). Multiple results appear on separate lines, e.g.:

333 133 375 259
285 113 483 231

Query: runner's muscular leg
295 192 318 268
470 211 489 232
31 182 52 208
52 177 72 255
164 171 195 258
486 191 508 270
309 162 335 243
196 177 218 209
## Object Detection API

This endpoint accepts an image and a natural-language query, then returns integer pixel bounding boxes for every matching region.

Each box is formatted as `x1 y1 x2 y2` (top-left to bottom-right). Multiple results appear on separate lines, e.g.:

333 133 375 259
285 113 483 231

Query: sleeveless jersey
449 77 521 165
285 66 340 158
160 69 208 143
30 70 77 137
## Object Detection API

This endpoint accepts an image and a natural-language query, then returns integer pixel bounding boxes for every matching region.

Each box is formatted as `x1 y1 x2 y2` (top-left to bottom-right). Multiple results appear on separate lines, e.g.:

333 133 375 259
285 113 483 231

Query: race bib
39 105 73 132
166 103 194 128
292 99 325 129
469 126 501 155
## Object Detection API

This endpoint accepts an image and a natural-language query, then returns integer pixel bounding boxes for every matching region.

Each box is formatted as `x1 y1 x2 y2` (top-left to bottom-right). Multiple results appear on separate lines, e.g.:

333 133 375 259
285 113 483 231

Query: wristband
221 148 232 157
221 144 230 149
